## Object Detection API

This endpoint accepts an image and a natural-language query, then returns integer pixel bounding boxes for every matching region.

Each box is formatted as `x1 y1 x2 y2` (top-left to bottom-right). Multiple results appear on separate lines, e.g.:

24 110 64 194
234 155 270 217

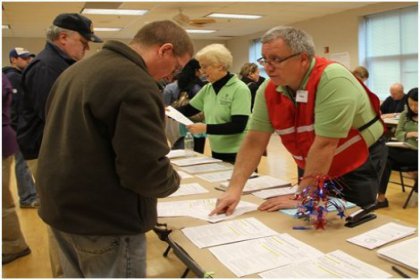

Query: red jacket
265 57 382 177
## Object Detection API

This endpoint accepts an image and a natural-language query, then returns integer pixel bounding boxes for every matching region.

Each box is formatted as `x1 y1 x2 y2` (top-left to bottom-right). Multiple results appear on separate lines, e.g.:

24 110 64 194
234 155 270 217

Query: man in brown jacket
36 20 193 277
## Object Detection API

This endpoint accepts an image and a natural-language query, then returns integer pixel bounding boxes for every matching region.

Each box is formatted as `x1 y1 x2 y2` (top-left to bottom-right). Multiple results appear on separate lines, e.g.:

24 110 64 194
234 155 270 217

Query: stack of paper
176 170 194 179
216 175 291 194
171 157 222 167
157 198 258 223
259 250 392 278
182 217 278 248
208 233 323 277
168 183 208 197
347 222 417 249
179 163 233 174
167 149 189 159
252 185 298 199
195 170 235 183
377 237 418 272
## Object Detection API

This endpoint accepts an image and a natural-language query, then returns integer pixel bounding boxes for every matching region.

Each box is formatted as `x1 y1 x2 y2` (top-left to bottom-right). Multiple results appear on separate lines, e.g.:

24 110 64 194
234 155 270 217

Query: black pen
392 266 410 278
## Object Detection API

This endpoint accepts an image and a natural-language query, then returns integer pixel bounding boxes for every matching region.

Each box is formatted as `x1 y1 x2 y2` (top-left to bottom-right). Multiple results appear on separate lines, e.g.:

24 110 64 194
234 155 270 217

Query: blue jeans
14 150 37 205
50 227 147 277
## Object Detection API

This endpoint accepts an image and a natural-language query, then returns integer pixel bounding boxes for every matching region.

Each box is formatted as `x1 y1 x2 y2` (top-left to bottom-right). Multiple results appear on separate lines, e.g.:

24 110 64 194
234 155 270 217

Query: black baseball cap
53 13 102 43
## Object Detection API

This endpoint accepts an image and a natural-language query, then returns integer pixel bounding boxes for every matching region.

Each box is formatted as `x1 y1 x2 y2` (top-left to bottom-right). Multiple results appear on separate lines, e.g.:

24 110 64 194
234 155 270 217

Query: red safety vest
265 57 383 177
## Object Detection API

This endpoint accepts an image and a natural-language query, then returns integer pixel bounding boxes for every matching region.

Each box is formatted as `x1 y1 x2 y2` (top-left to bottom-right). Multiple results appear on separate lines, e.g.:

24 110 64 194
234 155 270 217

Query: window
360 6 418 100
249 39 268 78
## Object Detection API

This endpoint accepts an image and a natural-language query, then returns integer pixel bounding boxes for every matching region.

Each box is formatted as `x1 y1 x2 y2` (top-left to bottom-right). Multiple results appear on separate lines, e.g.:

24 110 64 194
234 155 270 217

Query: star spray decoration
294 175 347 230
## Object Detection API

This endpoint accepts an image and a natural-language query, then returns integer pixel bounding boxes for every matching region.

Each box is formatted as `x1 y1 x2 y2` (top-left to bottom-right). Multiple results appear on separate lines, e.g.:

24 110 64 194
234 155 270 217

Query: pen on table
392 266 410 278
292 226 312 230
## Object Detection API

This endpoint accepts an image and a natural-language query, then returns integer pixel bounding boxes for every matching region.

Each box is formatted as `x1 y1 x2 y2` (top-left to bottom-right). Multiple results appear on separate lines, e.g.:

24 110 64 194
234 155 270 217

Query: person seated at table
381 83 407 119
352 66 369 83
376 87 418 208
177 44 251 164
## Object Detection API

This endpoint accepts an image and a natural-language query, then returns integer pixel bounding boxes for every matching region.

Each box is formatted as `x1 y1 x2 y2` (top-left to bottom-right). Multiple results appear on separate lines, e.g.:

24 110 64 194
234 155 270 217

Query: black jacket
17 42 75 159
2 66 23 130
380 95 408 114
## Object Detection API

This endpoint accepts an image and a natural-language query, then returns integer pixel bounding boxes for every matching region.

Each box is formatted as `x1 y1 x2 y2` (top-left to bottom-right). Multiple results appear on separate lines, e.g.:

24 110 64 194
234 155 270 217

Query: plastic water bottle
184 132 195 157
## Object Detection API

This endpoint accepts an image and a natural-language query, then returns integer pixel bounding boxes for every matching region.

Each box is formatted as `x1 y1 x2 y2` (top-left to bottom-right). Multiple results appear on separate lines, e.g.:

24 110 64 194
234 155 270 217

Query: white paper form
176 170 194 179
377 237 418 272
195 170 234 182
208 233 323 277
168 183 208 197
167 149 189 159
252 185 298 199
157 198 258 223
179 163 233 174
218 175 291 193
182 217 278 248
259 250 392 278
347 222 416 249
171 157 222 167
165 106 193 125
196 171 258 183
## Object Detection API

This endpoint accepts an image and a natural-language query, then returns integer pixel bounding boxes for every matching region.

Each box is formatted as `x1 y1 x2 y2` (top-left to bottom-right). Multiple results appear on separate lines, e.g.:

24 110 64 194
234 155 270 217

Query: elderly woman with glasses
177 44 251 164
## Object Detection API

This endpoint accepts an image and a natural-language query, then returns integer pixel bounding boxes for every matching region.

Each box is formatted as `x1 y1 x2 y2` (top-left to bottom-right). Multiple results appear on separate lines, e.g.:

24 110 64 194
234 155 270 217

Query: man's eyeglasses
257 52 301 67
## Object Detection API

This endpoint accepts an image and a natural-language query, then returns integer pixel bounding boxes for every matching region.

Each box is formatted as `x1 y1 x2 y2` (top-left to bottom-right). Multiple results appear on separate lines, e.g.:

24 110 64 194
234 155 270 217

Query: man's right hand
209 190 241 216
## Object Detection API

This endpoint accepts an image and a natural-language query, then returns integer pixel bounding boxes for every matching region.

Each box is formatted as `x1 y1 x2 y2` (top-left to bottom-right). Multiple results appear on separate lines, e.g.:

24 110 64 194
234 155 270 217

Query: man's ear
56 31 69 46
158 43 174 56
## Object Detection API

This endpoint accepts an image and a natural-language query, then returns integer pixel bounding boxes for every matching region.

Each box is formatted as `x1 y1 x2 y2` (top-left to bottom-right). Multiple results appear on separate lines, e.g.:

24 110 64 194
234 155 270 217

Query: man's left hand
258 195 299 211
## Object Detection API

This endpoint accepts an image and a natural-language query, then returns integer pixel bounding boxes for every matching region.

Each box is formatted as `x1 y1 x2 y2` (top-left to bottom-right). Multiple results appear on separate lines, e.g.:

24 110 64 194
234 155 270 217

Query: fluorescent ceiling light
2 24 10 29
186 29 216 34
94 27 122 32
207 13 262 19
82 8 148 16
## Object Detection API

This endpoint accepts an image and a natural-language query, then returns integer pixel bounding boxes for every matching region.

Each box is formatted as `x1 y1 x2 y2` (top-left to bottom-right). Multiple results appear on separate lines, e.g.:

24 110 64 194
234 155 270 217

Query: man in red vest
211 26 387 215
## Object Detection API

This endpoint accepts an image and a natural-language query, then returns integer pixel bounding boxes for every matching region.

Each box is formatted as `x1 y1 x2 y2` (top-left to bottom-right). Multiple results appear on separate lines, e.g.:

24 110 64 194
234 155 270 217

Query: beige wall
2 37 224 67
3 2 416 73
227 2 416 74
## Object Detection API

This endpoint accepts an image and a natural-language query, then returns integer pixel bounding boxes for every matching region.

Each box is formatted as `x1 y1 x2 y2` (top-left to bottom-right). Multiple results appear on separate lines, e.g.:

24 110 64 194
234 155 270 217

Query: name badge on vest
296 90 308 103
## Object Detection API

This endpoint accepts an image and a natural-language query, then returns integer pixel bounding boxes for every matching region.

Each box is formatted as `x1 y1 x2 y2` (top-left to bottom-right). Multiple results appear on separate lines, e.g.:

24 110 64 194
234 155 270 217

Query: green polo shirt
249 58 383 146
189 75 251 153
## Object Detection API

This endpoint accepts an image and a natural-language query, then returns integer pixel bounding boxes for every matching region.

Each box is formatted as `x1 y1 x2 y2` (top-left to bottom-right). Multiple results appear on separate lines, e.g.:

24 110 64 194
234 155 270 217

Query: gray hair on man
46 25 74 42
261 26 315 60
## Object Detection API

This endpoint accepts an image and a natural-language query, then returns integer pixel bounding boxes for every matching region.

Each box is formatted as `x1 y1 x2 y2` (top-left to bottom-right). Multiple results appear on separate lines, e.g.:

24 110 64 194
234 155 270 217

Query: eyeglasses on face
257 52 301 67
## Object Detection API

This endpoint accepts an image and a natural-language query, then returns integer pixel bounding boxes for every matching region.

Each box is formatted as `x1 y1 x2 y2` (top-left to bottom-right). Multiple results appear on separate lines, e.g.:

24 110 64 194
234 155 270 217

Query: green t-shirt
189 75 251 153
249 59 383 147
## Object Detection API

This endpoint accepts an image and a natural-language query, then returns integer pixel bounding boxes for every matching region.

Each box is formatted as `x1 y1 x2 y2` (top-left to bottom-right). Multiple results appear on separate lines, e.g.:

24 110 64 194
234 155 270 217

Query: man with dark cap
2 47 39 209
16 13 102 277
36 20 192 277
18 13 102 166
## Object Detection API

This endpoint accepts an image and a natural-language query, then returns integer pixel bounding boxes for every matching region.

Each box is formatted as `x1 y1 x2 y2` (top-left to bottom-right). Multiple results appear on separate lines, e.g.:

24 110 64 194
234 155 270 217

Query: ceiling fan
173 9 216 28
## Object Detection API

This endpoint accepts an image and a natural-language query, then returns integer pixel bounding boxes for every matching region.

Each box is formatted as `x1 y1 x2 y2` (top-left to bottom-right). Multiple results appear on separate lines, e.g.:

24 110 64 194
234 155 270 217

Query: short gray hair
261 26 315 59
196 44 232 70
46 25 74 42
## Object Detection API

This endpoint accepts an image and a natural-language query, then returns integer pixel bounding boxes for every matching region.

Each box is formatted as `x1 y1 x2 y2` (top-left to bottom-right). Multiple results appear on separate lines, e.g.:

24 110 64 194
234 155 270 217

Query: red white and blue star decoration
295 175 347 230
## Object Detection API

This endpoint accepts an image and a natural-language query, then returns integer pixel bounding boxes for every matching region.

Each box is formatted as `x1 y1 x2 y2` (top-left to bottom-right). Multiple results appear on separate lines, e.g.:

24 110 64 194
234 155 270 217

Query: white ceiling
3 1 374 40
